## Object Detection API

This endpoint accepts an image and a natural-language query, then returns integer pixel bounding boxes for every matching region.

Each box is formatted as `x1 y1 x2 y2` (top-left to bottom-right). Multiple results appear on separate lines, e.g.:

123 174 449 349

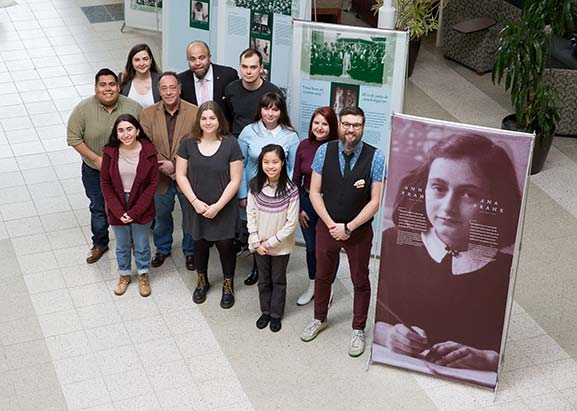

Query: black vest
321 141 376 227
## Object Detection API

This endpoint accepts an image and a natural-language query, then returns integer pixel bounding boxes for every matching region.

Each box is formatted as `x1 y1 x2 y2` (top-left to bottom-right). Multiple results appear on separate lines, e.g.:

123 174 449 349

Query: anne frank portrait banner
371 113 534 390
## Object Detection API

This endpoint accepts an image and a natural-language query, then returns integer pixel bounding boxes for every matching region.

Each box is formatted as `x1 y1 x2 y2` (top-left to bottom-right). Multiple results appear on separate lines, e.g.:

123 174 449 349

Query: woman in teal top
238 92 300 286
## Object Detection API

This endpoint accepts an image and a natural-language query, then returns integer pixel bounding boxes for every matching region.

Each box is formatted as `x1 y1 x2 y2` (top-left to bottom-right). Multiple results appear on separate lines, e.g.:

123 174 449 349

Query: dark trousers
81 162 109 248
300 190 339 281
255 254 290 319
314 221 373 330
194 238 236 279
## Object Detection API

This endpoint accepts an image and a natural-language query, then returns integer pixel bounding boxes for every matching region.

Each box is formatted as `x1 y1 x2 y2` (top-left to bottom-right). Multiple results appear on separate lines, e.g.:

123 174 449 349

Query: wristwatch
344 223 352 236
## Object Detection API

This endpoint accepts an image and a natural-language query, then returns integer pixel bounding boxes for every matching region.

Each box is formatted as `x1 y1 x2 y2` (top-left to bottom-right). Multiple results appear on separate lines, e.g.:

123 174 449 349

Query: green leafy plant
371 0 445 40
492 0 576 139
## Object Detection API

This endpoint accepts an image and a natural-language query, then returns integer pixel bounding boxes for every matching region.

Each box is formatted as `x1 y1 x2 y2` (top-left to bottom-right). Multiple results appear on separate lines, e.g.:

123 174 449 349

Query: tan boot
138 273 151 297
114 275 131 296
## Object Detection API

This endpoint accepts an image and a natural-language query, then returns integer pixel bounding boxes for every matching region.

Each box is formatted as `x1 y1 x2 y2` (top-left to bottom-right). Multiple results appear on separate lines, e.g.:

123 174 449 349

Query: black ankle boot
192 273 209 304
244 269 258 286
220 278 235 309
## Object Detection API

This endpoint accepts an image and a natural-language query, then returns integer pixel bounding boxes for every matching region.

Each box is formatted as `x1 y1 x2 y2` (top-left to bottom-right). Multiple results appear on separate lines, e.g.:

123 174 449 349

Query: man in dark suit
178 41 238 121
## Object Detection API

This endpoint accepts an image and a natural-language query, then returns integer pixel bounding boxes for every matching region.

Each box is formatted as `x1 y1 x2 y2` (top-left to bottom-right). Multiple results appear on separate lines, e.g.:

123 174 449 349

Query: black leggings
194 238 236 279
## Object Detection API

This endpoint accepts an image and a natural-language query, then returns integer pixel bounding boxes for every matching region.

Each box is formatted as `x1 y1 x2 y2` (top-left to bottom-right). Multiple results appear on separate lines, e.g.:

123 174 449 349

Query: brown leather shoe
86 246 108 264
114 275 131 296
138 273 151 297
151 252 170 268
185 255 196 271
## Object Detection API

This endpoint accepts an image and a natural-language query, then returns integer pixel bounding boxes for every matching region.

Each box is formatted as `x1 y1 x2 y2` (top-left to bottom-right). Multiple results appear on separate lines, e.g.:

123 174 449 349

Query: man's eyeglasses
159 86 179 92
340 122 363 130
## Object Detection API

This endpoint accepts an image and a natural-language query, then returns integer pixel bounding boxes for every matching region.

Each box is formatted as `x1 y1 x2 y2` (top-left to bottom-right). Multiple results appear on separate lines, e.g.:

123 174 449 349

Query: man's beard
340 134 360 154
194 65 209 79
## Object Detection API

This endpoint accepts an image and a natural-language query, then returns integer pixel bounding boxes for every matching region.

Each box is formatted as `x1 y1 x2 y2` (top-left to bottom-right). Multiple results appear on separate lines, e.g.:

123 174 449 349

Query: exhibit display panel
216 0 311 92
162 0 218 72
124 0 163 32
371 113 534 390
289 20 408 155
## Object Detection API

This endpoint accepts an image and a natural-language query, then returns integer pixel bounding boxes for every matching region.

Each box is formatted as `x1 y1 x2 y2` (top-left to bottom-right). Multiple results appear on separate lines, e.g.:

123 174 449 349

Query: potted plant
492 0 576 174
372 0 445 76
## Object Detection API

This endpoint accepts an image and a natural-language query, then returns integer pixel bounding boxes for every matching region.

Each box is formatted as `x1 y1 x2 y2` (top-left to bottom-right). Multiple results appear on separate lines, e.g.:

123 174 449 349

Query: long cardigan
100 139 159 225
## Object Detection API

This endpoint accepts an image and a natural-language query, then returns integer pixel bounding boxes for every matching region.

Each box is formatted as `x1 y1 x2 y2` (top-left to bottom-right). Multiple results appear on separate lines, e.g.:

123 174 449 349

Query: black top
224 79 281 137
178 63 238 122
376 227 512 353
321 141 375 226
177 136 243 241
119 71 161 103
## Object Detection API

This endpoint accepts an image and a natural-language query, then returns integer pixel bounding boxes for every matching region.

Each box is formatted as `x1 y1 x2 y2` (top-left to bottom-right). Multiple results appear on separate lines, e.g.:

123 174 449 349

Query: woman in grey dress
175 101 243 309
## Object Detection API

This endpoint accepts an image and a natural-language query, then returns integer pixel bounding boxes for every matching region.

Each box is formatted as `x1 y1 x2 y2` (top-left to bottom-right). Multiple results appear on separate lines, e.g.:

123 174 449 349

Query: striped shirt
247 182 299 256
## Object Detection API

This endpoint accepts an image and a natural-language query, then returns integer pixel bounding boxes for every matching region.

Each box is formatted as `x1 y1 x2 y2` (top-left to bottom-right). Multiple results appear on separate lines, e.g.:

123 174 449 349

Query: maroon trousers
314 221 373 330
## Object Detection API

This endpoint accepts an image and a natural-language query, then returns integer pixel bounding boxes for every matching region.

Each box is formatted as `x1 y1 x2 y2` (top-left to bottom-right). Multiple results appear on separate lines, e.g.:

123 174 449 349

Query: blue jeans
111 193 152 275
300 190 338 282
81 162 109 248
153 180 194 256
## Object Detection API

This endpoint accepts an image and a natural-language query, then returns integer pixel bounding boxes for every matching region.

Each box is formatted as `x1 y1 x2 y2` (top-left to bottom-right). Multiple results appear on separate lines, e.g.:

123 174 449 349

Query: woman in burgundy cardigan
292 106 339 306
100 114 158 297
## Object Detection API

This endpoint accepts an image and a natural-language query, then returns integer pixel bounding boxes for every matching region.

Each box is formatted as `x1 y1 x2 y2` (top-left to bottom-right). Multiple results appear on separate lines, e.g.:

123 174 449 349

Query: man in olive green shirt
67 68 142 264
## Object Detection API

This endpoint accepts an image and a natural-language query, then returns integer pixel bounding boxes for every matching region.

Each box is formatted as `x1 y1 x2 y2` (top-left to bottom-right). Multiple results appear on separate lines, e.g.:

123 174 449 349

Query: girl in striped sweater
247 144 299 332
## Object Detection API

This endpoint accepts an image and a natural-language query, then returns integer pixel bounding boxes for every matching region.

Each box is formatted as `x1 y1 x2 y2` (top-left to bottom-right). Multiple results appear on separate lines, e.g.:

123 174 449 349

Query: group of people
66 40 386 356
310 39 387 84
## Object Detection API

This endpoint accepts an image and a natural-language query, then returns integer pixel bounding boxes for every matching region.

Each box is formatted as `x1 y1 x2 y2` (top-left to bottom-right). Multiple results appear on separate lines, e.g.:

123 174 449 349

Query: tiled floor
1 0 577 410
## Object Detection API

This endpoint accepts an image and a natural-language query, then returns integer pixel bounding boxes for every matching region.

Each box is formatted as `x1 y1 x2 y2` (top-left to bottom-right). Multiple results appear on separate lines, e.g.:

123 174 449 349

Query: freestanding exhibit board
123 0 162 32
289 21 409 248
215 0 311 92
289 21 408 158
162 0 219 72
370 113 534 390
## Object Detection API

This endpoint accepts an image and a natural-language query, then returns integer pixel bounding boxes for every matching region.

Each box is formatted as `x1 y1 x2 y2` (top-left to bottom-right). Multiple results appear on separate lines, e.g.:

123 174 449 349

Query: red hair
307 106 338 142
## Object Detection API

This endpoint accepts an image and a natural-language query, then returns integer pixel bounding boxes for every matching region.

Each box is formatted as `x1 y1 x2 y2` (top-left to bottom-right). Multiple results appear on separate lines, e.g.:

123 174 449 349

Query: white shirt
194 64 214 105
127 83 154 108
421 229 497 275
258 120 282 138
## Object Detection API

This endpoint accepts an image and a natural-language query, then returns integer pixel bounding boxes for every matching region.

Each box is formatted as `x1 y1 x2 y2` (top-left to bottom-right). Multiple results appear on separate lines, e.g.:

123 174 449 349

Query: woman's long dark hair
106 114 151 147
119 44 160 90
249 144 294 198
253 92 294 131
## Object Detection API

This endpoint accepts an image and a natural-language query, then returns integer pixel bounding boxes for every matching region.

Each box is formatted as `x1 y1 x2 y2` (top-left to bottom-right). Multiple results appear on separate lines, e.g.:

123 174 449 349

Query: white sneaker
300 319 328 342
297 280 315 306
349 329 366 357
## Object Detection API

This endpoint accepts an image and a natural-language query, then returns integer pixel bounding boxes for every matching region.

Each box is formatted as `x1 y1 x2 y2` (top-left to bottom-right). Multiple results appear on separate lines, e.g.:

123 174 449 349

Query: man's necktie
199 78 209 105
343 152 354 176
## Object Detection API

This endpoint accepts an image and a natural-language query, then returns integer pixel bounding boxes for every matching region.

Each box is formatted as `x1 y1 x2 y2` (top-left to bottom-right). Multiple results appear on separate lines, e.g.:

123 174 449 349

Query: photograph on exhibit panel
371 113 534 389
131 0 162 12
190 0 210 29
329 82 359 115
230 0 292 16
251 37 271 64
303 29 392 86
251 12 272 34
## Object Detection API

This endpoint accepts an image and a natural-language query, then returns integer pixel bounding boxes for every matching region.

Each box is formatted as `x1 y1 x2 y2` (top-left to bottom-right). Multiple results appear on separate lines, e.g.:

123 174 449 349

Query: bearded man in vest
300 106 386 358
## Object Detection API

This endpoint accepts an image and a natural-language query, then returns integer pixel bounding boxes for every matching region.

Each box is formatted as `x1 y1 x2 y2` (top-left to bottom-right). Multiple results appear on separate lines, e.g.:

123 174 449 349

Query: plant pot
407 37 421 78
501 114 554 175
